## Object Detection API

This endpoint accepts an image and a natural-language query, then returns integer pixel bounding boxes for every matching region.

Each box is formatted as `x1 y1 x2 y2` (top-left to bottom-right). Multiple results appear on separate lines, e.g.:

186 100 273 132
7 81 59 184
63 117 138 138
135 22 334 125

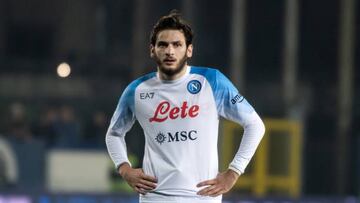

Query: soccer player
106 10 265 203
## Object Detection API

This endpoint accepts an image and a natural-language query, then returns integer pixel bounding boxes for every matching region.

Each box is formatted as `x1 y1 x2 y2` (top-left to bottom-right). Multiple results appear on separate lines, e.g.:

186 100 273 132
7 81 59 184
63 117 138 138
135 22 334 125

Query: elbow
105 128 115 145
253 114 266 138
260 119 266 137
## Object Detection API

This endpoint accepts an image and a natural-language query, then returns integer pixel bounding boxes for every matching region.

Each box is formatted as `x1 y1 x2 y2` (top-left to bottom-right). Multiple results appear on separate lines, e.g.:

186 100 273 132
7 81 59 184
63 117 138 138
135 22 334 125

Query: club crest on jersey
187 80 202 94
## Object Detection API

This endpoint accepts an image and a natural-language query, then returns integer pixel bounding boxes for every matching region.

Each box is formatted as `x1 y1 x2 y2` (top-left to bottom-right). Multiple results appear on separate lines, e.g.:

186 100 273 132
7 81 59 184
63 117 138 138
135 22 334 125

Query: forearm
229 111 265 175
105 130 131 169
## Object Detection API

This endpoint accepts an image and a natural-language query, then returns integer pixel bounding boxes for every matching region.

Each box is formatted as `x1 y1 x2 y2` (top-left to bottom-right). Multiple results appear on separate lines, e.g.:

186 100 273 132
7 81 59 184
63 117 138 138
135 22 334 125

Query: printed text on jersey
149 101 200 122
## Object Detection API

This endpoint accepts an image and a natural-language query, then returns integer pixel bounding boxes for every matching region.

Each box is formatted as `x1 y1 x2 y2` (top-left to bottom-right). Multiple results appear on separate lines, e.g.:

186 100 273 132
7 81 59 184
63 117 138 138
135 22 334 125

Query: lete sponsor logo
149 101 199 122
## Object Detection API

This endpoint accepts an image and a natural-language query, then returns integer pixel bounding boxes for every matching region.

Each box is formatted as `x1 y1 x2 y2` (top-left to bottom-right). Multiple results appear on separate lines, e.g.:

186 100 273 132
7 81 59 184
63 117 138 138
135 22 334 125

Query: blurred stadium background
0 0 359 202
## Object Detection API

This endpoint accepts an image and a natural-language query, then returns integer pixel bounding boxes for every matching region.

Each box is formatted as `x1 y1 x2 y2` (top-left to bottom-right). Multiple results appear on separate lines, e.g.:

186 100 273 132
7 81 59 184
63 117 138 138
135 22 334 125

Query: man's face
150 29 193 77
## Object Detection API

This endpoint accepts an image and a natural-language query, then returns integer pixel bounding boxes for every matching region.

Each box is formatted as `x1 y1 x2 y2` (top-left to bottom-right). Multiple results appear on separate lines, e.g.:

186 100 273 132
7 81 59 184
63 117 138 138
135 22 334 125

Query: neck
158 64 188 81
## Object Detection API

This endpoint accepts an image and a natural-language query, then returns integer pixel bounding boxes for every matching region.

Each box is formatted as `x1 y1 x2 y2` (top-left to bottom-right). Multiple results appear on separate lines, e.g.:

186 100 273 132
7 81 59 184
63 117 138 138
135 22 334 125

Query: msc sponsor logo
187 80 202 94
155 130 198 144
149 101 199 122
231 94 244 104
155 132 167 144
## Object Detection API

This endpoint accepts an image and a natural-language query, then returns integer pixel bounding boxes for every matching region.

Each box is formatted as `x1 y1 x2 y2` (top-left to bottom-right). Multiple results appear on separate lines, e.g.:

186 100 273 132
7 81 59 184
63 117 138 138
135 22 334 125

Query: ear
150 44 155 58
186 44 193 58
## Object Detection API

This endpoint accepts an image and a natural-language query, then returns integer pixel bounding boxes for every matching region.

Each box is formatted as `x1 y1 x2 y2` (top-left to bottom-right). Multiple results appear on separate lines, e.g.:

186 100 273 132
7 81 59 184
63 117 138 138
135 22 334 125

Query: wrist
227 168 240 180
118 162 131 177
228 166 242 176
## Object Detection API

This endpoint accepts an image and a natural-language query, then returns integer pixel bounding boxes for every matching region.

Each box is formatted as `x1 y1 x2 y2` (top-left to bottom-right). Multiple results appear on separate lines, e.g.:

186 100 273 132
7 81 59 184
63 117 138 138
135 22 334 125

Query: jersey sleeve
212 70 254 124
105 83 136 169
212 70 265 175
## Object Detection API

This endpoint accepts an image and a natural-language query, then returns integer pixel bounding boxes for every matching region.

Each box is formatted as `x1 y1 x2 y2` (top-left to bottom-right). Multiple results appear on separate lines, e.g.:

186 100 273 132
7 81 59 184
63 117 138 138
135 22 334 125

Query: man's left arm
197 111 265 197
197 70 265 196
227 110 265 175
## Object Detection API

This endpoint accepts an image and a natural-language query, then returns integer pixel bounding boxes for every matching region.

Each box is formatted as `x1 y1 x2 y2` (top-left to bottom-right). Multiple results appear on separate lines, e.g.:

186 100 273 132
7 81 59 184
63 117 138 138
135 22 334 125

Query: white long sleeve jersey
106 66 265 202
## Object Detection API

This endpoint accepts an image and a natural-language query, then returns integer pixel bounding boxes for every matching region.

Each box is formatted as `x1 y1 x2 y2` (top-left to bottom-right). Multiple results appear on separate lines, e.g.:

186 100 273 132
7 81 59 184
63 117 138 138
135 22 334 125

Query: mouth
163 58 176 65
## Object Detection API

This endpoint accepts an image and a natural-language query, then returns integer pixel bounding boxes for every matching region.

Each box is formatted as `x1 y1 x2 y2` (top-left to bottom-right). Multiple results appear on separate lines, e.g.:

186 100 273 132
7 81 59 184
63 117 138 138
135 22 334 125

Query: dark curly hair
150 10 193 46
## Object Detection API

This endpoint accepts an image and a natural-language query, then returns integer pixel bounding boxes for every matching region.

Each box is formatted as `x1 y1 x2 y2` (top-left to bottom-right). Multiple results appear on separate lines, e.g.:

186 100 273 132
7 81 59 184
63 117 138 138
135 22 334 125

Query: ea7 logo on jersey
140 92 154 99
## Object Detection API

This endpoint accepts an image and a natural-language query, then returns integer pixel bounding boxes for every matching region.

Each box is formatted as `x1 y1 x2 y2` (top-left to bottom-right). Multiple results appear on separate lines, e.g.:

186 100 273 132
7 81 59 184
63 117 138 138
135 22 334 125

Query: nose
165 45 175 56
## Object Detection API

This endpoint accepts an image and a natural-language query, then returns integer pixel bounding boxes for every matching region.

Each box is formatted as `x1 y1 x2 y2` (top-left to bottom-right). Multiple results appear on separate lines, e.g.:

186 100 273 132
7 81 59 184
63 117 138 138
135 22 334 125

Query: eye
173 42 182 48
157 42 168 48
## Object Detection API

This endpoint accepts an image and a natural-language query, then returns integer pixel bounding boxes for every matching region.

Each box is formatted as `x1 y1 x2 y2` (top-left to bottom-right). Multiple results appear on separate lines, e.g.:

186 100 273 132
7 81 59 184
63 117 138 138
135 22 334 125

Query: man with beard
106 10 265 203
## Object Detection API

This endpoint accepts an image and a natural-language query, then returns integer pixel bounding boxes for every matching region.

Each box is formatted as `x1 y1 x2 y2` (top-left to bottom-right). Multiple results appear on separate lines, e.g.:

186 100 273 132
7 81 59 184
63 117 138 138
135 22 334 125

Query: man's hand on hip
196 169 239 197
119 163 157 195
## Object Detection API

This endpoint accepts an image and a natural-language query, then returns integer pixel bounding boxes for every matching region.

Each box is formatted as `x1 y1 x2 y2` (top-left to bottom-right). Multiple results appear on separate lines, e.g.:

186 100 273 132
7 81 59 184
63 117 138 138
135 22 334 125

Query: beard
155 54 188 77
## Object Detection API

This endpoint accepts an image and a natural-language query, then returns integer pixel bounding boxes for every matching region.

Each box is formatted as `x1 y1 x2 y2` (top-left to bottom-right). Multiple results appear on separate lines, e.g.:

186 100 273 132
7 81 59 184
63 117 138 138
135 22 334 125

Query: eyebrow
157 40 182 45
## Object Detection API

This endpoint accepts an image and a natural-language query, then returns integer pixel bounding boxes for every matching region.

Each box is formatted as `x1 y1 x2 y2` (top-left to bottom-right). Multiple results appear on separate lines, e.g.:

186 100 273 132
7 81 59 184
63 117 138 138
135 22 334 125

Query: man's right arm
118 162 158 194
105 83 157 193
106 131 158 194
105 84 136 168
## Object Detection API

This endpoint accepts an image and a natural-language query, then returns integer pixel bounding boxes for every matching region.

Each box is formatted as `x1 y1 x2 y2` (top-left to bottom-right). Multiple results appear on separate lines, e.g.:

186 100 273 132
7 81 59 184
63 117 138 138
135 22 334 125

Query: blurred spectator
83 110 108 149
4 102 45 191
53 105 81 148
6 102 33 142
32 107 58 148
0 135 18 189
